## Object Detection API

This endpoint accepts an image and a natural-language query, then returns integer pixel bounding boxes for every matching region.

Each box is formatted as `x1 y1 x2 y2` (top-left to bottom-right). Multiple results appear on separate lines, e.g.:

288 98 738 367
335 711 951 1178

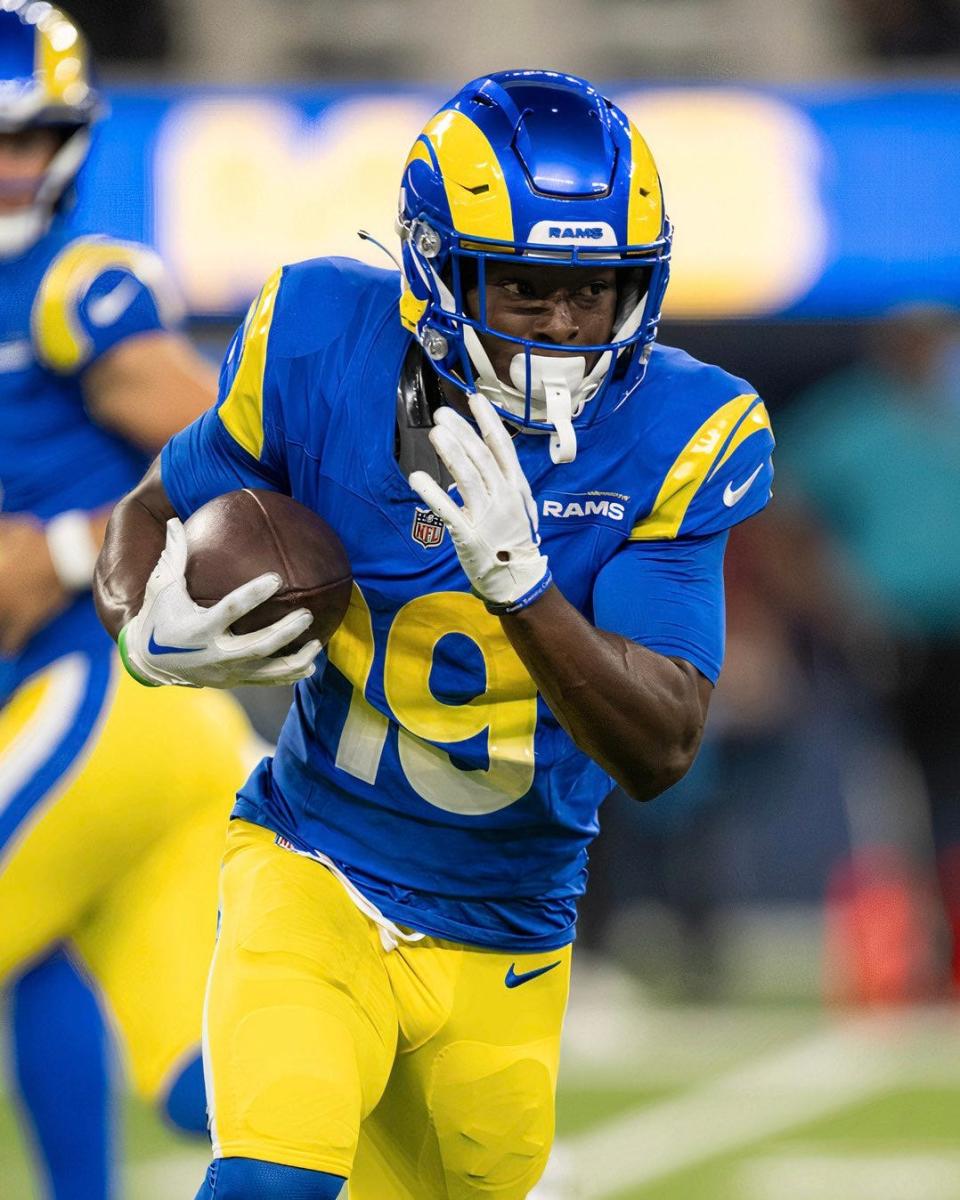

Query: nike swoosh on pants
504 960 562 988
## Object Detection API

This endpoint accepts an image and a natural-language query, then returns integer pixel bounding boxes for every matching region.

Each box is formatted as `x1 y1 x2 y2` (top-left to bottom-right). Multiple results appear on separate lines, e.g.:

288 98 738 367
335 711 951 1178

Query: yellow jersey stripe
707 399 773 478
217 266 283 461
629 393 759 540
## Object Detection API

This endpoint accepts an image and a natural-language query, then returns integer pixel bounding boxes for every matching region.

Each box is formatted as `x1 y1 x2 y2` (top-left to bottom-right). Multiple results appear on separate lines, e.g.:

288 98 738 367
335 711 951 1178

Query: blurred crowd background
64 0 960 1009
55 0 960 81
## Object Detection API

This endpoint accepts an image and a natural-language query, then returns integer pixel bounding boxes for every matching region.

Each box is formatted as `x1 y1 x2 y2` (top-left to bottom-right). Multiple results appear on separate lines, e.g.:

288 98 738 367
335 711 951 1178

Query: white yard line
737 1152 960 1200
561 1015 906 1198
559 1003 822 1089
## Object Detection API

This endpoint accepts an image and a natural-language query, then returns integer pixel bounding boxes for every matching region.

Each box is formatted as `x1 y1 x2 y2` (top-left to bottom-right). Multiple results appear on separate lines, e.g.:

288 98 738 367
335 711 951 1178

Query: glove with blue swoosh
119 517 321 688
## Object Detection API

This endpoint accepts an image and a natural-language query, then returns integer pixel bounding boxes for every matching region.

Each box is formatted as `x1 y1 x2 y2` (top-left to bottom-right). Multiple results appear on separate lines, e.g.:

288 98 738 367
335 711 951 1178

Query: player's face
467 261 618 382
0 129 61 214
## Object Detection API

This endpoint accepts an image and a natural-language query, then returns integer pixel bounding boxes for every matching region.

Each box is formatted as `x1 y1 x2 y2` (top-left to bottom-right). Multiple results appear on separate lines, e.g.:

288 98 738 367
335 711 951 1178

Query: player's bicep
592 530 729 685
676 659 716 720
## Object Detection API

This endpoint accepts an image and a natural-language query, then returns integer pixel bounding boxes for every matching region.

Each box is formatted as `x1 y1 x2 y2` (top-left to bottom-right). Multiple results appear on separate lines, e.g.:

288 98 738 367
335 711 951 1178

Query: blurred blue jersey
0 214 179 701
162 257 774 950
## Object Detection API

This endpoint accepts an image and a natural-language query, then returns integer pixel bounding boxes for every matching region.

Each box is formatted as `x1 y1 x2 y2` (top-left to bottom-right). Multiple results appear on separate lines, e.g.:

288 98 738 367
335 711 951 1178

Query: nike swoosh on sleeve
87 277 141 327
722 463 764 507
0 338 33 373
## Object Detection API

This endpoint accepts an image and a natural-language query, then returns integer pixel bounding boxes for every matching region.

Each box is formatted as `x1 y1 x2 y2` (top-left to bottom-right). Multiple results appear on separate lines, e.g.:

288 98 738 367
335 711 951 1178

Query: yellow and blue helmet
0 0 103 257
398 69 671 463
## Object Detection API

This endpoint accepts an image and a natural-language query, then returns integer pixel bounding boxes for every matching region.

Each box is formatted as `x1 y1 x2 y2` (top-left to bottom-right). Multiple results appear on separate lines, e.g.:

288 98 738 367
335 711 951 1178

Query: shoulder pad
265 256 398 359
218 256 398 461
630 391 774 540
31 236 182 374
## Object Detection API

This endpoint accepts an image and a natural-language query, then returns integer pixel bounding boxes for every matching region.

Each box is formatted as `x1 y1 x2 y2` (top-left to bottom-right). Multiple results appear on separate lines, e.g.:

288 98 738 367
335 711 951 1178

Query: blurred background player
0 4 262 1197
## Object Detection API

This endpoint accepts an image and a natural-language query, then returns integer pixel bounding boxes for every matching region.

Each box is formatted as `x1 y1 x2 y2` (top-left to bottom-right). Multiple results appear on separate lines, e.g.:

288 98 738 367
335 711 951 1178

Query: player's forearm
94 458 175 639
83 332 218 455
500 586 707 802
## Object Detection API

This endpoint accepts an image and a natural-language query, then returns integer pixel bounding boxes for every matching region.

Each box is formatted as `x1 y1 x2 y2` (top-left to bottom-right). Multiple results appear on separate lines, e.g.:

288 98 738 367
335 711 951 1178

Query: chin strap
545 386 577 464
464 324 609 464
510 354 598 464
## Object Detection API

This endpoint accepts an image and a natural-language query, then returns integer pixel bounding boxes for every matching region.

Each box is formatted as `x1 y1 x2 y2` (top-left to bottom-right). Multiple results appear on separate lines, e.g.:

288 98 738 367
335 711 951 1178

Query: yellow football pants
0 651 258 1102
205 820 572 1198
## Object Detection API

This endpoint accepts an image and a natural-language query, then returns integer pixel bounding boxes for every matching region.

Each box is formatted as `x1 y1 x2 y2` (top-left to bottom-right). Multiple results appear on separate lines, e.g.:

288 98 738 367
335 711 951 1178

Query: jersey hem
230 812 577 953
368 894 577 953
159 441 190 521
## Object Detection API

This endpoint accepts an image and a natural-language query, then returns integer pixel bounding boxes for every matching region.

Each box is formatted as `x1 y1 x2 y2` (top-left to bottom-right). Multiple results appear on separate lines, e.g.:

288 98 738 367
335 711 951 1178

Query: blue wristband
483 568 554 616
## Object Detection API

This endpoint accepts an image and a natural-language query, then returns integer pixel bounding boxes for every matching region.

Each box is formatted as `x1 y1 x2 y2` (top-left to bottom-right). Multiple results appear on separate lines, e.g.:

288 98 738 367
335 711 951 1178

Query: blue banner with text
73 83 960 321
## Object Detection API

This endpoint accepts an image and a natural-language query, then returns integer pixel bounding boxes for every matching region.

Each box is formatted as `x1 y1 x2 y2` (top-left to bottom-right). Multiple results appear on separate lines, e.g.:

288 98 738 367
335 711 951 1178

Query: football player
0 4 282 1196
97 70 775 1199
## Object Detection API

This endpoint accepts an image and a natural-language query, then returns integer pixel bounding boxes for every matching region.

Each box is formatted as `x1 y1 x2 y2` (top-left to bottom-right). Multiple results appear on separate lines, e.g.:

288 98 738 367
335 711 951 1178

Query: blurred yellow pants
0 651 258 1101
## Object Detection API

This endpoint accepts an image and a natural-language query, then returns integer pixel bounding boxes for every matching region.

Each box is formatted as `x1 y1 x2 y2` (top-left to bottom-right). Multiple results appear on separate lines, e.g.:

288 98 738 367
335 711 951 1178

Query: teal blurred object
780 356 960 635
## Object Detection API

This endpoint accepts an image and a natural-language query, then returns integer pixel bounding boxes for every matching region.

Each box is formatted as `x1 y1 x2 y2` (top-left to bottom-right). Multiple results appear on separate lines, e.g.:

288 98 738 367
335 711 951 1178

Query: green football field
3 997 959 1199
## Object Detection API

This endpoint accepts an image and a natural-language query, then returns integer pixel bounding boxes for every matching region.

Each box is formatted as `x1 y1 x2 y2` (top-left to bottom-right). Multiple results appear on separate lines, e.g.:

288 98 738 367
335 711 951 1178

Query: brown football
183 489 352 652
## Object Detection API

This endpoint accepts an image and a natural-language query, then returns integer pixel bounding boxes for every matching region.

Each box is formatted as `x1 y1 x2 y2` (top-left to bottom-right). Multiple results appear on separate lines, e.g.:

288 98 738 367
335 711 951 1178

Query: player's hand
0 515 69 655
409 394 552 613
119 518 321 688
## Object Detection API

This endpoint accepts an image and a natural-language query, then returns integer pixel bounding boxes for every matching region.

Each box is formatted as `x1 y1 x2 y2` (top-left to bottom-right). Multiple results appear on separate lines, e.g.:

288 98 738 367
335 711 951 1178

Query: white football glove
409 394 552 613
119 518 321 688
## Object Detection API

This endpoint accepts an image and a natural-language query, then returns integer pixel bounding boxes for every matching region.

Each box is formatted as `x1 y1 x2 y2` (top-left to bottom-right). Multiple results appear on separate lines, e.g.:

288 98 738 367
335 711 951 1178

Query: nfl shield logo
412 506 445 548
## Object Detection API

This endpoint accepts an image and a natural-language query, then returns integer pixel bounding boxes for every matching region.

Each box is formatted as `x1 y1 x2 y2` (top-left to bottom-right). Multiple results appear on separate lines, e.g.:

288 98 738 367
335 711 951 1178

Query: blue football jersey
0 214 180 701
162 257 774 950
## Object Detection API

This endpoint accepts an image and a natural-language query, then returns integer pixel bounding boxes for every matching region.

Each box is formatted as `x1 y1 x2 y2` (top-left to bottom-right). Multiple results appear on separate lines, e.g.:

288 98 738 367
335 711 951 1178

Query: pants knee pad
196 1156 346 1199
431 1047 555 1198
